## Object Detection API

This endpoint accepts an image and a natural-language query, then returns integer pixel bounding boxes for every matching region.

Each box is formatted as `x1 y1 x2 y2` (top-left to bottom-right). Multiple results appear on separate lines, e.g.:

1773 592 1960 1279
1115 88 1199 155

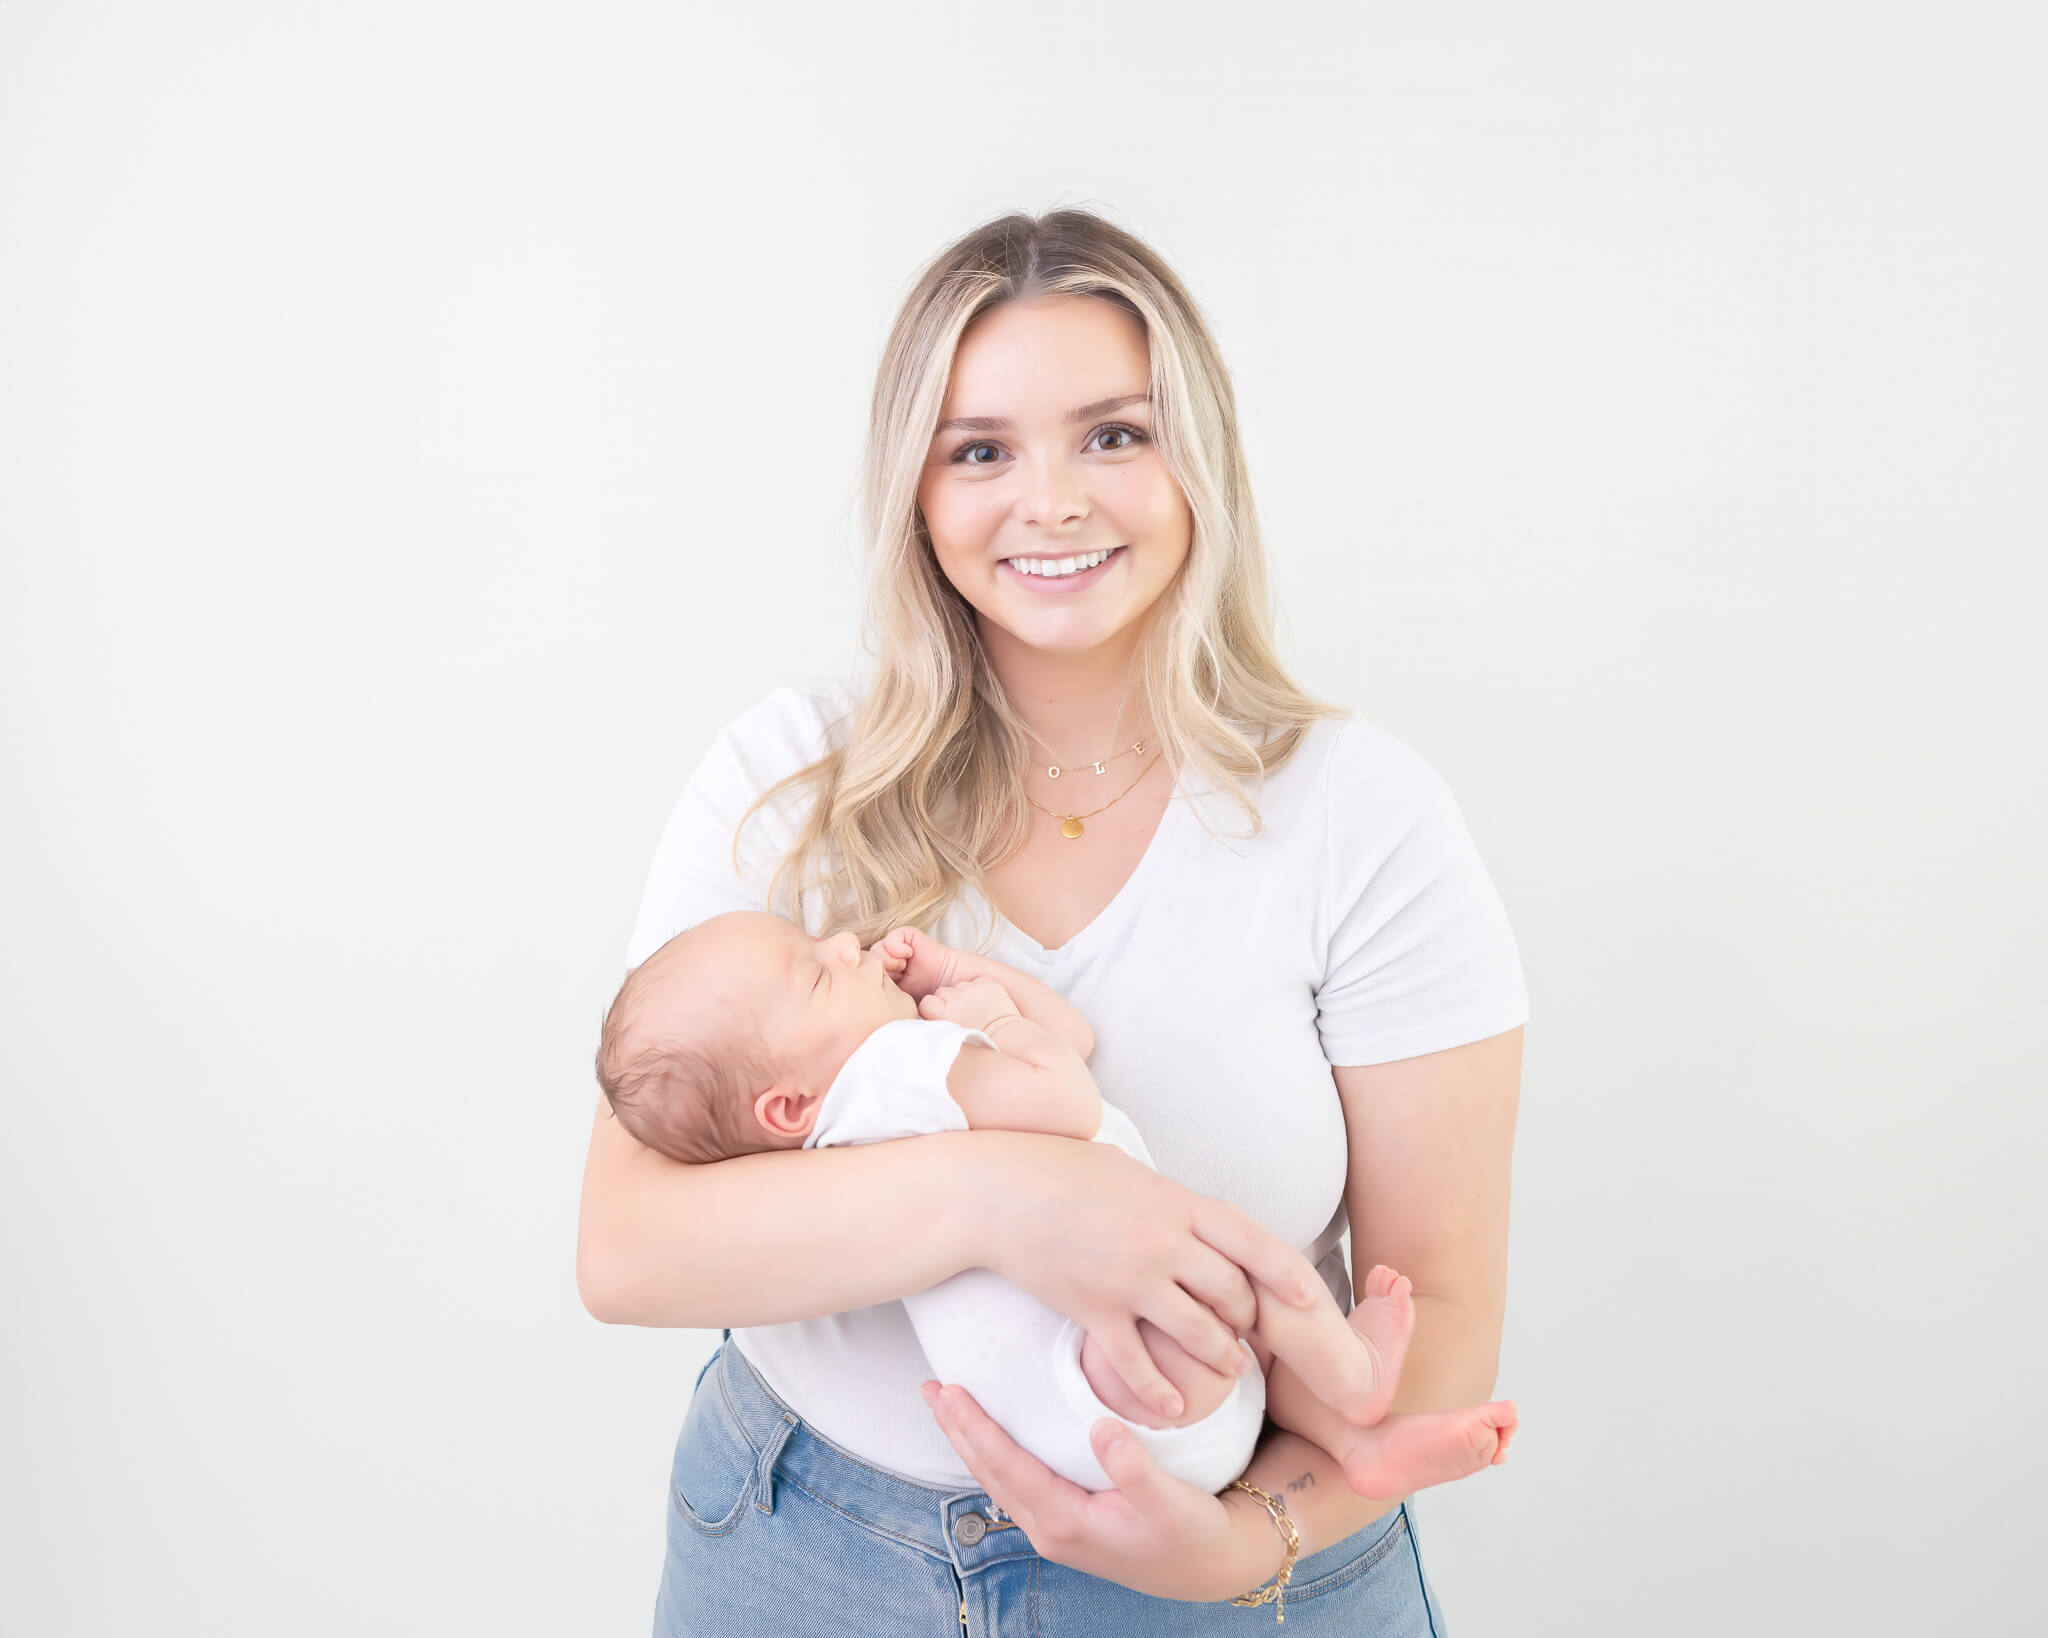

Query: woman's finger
921 1383 1012 1518
1189 1198 1323 1308
1172 1245 1260 1337
1088 1316 1188 1423
923 1382 1022 1520
925 1382 1087 1538
1087 1416 1181 1517
1141 1279 1250 1379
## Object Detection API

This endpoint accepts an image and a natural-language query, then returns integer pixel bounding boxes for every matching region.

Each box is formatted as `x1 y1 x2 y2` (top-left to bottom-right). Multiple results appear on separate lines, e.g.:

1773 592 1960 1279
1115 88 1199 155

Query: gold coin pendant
1061 817 1085 840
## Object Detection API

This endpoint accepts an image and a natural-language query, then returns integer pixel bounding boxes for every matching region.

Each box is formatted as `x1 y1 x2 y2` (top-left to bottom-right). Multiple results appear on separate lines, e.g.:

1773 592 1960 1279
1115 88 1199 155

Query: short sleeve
804 1019 996 1148
620 685 840 969
1313 716 1530 1067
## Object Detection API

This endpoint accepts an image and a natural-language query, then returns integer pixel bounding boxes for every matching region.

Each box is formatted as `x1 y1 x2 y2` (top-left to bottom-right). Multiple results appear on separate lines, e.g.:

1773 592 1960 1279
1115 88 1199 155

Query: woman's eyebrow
934 392 1149 436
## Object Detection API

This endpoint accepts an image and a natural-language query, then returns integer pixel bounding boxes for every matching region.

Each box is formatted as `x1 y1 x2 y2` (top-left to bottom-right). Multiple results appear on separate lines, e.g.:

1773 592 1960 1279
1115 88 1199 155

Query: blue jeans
652 1332 1448 1636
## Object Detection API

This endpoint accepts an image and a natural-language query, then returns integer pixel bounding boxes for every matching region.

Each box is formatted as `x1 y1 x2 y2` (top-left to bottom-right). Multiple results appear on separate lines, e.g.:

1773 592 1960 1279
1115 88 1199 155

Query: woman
579 208 1528 1634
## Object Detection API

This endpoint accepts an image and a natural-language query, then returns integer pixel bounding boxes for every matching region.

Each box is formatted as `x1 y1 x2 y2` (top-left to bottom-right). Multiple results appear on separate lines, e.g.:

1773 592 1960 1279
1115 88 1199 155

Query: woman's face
915 294 1192 658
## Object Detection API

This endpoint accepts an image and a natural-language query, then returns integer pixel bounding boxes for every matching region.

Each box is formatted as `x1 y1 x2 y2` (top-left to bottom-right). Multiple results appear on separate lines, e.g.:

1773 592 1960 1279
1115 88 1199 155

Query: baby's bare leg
1254 1306 1518 1499
1078 1320 1244 1430
1249 1262 1414 1428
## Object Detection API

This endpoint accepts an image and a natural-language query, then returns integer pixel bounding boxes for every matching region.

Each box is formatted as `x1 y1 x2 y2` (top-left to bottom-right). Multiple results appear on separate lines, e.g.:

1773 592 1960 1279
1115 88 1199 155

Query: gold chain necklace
1016 667 1140 781
1024 749 1163 839
1026 735 1149 781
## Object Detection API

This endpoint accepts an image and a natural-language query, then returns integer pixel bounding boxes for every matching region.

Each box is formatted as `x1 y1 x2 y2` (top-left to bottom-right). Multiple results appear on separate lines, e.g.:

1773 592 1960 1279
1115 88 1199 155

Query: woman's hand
974 1134 1325 1419
921 1381 1284 1602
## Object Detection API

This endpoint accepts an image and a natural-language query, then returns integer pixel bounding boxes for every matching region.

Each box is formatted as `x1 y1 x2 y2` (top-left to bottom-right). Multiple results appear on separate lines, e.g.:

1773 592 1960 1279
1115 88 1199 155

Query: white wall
3 4 2041 1633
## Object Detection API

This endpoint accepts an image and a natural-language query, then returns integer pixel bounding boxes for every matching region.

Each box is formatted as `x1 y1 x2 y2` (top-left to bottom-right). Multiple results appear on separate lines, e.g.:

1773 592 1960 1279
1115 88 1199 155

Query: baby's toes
1491 1405 1518 1463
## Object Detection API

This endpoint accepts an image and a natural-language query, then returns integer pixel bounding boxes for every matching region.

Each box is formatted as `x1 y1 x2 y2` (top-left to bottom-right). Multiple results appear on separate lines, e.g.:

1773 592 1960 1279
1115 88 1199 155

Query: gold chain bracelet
1225 1479 1301 1623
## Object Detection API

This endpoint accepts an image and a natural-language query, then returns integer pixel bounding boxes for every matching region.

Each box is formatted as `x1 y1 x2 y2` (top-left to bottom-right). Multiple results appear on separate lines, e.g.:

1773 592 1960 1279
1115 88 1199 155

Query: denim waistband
708 1331 1041 1581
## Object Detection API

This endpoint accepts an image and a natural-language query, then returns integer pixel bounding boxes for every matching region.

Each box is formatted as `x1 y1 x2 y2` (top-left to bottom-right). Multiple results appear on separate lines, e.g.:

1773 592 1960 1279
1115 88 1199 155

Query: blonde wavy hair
741 206 1347 947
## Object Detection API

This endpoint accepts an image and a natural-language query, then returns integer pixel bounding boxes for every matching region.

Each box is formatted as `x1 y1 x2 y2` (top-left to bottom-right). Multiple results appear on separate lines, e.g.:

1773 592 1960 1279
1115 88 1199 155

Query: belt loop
751 1411 800 1515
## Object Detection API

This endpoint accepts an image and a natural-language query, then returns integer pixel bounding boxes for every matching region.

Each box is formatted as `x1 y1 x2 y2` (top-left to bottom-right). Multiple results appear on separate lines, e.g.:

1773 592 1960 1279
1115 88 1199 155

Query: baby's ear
753 1083 822 1143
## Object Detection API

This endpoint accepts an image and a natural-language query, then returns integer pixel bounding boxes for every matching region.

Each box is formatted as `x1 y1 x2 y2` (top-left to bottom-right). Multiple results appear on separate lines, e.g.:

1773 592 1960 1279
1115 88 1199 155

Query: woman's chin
985 602 1144 656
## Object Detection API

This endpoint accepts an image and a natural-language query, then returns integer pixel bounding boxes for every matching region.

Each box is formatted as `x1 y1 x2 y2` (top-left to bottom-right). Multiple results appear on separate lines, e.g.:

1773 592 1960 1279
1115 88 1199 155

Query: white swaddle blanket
803 1016 1266 1493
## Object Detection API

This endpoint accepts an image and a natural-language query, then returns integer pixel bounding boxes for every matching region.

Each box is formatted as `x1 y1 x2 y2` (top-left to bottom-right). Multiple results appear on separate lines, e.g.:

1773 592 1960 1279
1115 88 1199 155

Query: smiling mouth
999 545 1126 580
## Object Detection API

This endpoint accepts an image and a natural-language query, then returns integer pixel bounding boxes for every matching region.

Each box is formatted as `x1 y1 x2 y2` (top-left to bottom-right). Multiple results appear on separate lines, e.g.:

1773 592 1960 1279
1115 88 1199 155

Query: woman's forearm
1394 1292 1503 1410
577 1100 993 1328
1233 1424 1393 1574
1232 1293 1503 1568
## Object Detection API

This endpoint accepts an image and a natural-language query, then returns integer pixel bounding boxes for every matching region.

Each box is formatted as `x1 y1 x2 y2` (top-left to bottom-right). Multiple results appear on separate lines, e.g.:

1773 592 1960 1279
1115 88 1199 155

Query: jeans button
954 1512 987 1546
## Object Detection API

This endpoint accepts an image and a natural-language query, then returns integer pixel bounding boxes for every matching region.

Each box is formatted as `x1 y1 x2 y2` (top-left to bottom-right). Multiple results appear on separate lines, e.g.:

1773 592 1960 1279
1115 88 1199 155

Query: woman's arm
576 1092 1330 1416
1234 1024 1525 1563
576 1091 988 1327
1334 1025 1521 1409
916 1026 1524 1596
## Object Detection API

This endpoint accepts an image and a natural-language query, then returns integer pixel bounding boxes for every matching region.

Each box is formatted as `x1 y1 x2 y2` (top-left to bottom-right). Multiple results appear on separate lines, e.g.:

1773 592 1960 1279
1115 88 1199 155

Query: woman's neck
978 617 1153 763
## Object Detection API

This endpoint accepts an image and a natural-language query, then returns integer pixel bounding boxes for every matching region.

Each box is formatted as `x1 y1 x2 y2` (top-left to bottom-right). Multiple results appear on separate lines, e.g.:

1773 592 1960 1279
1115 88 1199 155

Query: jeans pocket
1282 1502 1413 1604
669 1357 756 1536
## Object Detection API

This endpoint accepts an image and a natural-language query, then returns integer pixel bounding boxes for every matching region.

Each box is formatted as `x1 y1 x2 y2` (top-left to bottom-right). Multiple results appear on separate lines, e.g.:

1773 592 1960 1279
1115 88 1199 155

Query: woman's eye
949 424 1148 466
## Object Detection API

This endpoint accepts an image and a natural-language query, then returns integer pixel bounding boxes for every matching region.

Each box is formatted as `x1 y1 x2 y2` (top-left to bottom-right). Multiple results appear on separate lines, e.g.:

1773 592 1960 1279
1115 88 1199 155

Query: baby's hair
594 954 780 1166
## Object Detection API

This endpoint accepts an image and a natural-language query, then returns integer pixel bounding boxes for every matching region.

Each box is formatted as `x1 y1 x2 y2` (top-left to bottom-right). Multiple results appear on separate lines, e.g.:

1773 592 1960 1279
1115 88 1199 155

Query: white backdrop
3 4 2042 1634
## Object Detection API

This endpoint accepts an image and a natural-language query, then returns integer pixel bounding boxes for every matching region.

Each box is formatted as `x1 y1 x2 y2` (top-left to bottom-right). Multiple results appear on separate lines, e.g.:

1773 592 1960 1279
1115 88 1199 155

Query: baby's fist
873 926 917 980
877 925 959 999
918 976 1020 1035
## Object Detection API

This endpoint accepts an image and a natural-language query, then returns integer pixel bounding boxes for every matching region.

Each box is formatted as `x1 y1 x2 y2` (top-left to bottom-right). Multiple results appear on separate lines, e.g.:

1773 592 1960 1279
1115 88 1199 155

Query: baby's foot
1334 1400 1517 1500
1345 1264 1416 1427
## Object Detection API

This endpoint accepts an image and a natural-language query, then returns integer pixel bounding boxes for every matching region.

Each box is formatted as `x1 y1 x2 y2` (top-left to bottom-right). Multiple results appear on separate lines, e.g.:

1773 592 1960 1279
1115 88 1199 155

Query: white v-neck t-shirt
621 675 1530 1489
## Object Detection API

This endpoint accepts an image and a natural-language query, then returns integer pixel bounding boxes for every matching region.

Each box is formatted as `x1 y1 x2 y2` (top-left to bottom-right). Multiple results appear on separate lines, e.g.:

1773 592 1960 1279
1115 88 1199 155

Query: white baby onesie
803 1015 1267 1494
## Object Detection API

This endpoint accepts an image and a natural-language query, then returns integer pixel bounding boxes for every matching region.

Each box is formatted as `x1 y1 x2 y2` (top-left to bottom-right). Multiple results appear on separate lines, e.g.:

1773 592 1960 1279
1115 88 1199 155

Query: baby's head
595 911 919 1165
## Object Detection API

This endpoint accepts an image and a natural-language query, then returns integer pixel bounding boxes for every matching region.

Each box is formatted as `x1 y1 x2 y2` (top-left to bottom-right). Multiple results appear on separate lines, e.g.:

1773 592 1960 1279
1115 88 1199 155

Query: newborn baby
597 909 1516 1497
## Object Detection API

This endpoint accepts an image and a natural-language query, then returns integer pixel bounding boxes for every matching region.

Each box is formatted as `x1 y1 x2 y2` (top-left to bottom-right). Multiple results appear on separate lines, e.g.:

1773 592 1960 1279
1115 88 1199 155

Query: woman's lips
998 544 1126 593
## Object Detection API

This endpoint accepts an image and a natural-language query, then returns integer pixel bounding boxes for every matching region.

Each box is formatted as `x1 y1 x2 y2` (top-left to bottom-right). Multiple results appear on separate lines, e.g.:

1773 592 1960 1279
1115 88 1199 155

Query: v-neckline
966 761 1193 962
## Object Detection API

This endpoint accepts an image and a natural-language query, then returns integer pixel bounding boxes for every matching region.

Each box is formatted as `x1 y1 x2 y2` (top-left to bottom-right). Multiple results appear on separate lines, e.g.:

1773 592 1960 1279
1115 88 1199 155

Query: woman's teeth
1003 547 1119 578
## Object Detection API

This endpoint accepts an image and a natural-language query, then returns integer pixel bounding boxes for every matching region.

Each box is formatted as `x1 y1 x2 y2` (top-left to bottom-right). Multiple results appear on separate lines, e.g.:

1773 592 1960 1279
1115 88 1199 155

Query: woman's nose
1018 452 1088 528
